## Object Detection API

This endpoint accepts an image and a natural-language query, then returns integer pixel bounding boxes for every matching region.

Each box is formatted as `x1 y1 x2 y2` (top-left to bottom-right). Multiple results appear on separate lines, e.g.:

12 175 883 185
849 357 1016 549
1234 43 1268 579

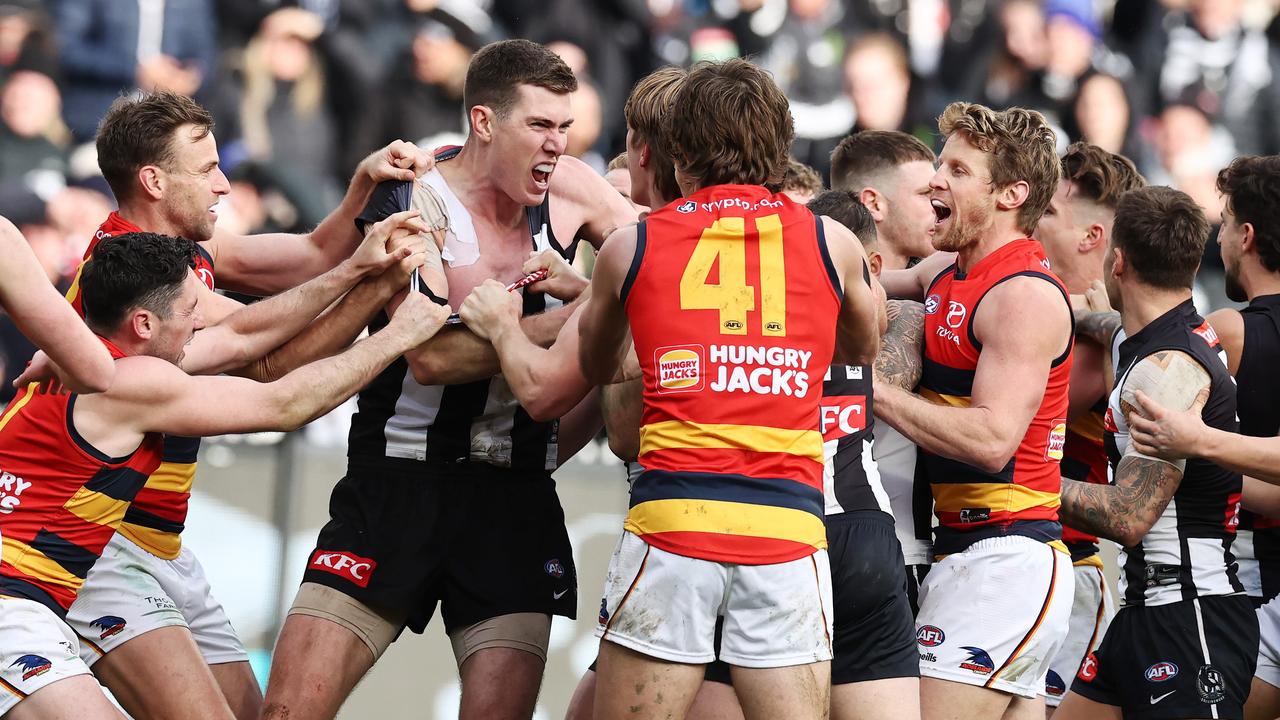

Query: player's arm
553 155 642 250
1074 309 1121 348
458 280 595 421
1128 385 1280 483
0 218 114 393
1067 336 1108 422
1243 477 1280 517
873 299 924 391
1060 350 1208 545
822 217 881 365
181 211 425 375
577 225 636 385
1206 307 1244 376
874 277 1071 473
602 376 643 462
104 293 450 437
556 389 604 466
879 251 954 301
207 141 433 295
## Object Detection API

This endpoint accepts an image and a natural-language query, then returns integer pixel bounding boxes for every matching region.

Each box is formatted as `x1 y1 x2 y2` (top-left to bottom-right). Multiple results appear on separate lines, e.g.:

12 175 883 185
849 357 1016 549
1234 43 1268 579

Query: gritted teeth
535 163 554 173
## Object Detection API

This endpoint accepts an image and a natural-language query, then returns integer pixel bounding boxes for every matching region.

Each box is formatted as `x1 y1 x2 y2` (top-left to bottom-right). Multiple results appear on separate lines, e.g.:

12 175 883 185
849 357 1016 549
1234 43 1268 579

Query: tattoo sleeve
874 299 924 391
1059 456 1183 545
1075 310 1122 347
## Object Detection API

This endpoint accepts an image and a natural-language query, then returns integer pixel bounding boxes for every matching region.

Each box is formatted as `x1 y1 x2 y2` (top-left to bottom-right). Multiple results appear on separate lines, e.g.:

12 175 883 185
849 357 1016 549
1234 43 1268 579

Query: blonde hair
235 35 325 162
937 102 1060 233
624 67 686 201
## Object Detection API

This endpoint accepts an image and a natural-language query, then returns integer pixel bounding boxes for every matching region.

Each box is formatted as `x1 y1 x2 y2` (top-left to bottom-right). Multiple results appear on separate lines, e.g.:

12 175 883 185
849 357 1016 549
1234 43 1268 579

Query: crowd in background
1 0 1278 397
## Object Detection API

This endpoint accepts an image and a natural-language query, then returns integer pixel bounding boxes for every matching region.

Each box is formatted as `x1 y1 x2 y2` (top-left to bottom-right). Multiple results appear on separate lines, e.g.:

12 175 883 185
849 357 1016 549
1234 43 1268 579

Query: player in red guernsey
874 103 1075 720
0 229 448 719
577 60 881 720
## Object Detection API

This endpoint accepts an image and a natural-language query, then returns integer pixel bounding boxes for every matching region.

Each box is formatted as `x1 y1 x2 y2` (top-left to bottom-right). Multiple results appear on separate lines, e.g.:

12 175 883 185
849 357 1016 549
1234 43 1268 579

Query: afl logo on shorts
1145 661 1179 682
916 625 945 647
676 200 697 214
1046 420 1067 461
925 294 941 314
544 558 565 578
946 301 967 329
656 345 704 394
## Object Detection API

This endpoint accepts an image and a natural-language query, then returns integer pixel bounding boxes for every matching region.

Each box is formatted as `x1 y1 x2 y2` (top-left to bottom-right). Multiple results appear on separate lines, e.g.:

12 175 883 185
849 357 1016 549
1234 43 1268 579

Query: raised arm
823 217 882 366
207 141 434 295
874 276 1071 473
1060 350 1209 545
0 218 114 392
879 251 954 301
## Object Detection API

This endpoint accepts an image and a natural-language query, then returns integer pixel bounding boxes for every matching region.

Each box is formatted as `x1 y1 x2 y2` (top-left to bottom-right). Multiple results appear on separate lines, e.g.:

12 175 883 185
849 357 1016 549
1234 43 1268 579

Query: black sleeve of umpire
354 179 414 234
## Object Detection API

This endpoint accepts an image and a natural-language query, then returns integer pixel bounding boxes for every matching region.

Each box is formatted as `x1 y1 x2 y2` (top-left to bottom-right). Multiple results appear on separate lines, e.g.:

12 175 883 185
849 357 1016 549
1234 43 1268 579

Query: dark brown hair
624 66 685 203
463 39 577 119
1060 142 1146 209
1112 186 1209 290
96 91 214 203
664 59 794 188
808 190 877 248
1217 155 1280 273
937 102 1060 234
830 130 936 192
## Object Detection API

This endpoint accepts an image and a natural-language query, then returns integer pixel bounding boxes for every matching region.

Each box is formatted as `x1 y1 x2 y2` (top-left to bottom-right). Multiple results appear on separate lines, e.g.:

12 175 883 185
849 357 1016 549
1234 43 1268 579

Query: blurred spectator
373 15 473 148
566 81 606 173
1039 0 1132 115
1145 102 1237 225
1065 72 1139 158
0 70 69 193
0 1 58 82
969 0 1049 109
1133 0 1280 155
843 33 935 142
52 0 217 141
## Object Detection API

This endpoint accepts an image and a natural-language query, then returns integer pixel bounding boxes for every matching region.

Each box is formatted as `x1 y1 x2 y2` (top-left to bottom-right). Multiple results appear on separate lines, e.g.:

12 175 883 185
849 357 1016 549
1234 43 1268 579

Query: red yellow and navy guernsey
919 238 1074 556
621 185 843 565
0 339 163 616
1060 395 1109 568
64 213 214 560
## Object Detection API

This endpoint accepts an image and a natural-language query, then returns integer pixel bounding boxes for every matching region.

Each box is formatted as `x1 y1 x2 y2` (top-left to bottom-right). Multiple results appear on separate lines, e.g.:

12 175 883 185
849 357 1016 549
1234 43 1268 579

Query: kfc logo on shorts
1046 420 1067 461
655 345 704 393
946 301 967 329
925 294 941 315
820 396 867 441
1145 661 1179 682
1078 652 1098 681
916 625 945 647
676 200 698 214
308 550 376 588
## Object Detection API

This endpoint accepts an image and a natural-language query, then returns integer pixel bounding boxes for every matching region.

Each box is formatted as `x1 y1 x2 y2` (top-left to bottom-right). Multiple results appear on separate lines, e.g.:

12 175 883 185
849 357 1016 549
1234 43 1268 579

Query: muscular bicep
207 231 333 296
111 359 287 437
874 300 924 391
559 157 641 250
1119 350 1212 473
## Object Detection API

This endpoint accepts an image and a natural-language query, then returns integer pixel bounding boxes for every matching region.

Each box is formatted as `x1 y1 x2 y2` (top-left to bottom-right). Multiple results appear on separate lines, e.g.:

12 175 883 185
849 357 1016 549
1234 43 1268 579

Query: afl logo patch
544 558 565 578
676 200 697 214
656 345 704 393
925 294 941 314
916 625 945 647
1145 661 1178 682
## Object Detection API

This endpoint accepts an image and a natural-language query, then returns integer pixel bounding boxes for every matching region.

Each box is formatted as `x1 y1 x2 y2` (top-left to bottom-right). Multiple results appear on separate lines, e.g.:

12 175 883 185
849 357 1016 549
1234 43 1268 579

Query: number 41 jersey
621 184 844 566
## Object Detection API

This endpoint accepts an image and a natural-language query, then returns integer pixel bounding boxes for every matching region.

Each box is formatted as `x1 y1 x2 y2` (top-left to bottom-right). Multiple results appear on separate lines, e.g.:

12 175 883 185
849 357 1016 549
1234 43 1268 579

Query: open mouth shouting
931 197 953 228
532 162 555 191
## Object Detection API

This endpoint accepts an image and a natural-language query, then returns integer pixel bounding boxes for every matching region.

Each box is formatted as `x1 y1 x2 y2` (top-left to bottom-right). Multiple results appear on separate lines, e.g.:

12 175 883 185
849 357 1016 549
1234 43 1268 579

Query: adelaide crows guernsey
0 340 163 616
65 214 214 560
919 238 1073 556
622 185 843 565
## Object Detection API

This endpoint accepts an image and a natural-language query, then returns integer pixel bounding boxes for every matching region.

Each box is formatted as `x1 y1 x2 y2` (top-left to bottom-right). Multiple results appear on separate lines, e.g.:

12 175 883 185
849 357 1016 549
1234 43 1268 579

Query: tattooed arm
874 299 924 391
1060 457 1183 546
1075 309 1122 348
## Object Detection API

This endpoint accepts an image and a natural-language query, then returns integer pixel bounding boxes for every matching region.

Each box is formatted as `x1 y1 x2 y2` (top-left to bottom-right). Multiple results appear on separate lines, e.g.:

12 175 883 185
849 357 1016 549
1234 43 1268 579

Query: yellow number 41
679 214 786 336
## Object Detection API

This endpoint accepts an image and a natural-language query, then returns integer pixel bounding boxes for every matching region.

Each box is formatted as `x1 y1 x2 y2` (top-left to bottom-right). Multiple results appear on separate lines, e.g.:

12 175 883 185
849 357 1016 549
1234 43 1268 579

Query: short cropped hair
1217 155 1280 273
937 102 1060 234
808 190 877 248
1060 142 1146 209
830 130 936 192
624 67 685 203
665 59 794 188
464 39 577 119
96 91 214 204
1112 186 1209 290
81 232 197 334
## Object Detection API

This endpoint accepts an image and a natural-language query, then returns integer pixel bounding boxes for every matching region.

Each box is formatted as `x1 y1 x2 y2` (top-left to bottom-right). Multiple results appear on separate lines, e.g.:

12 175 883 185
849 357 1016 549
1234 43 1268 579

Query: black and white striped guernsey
1105 300 1244 607
347 148 575 470
821 364 891 516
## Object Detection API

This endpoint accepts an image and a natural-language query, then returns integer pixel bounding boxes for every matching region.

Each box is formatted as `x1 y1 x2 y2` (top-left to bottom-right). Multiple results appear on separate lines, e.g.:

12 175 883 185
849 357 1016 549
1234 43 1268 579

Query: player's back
621 183 843 565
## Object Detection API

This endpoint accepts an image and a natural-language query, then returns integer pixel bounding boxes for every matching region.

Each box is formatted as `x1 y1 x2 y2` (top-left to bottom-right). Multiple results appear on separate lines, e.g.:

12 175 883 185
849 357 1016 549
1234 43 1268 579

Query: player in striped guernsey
577 59 881 720
1055 187 1256 720
1032 142 1146 713
0 230 447 720
11 92 438 720
262 40 638 720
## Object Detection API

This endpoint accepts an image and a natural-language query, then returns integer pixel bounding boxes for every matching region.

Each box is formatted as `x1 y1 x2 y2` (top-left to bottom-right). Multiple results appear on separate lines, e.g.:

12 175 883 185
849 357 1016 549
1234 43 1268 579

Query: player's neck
1056 257 1104 295
1120 284 1192 337
955 220 1024 272
1242 262 1280 302
115 200 182 238
876 243 912 272
443 145 529 229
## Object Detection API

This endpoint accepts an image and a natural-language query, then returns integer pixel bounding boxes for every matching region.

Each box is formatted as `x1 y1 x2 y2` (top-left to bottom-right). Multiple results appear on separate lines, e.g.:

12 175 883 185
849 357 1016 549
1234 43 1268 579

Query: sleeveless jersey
622 184 843 565
918 238 1073 555
1233 294 1280 602
0 341 163 617
820 364 891 516
1105 300 1243 607
346 147 568 469
1060 393 1109 566
65 213 214 560
874 425 932 565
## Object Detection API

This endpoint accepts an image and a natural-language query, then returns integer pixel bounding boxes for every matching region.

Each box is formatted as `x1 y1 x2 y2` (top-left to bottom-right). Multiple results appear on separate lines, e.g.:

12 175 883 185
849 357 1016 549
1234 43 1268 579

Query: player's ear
1081 223 1105 254
859 187 885 221
138 164 165 201
131 309 154 341
470 105 495 143
996 180 1030 212
867 250 883 278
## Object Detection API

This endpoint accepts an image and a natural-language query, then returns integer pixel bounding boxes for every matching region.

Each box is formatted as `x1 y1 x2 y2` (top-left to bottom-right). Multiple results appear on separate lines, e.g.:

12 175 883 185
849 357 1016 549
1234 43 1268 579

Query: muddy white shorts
915 535 1075 698
596 531 833 667
1044 561 1114 705
65 534 248 666
0 596 94 714
1256 594 1280 690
